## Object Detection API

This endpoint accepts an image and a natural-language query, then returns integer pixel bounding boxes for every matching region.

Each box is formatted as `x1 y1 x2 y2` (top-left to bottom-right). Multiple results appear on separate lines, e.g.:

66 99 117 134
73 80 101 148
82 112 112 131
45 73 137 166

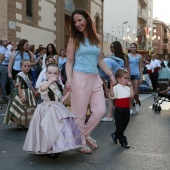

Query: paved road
0 94 170 170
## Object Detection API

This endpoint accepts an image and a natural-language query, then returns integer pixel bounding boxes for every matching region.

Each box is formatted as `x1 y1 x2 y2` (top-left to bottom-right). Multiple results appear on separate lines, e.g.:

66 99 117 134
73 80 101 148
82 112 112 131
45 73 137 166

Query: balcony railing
138 9 147 23
140 0 148 6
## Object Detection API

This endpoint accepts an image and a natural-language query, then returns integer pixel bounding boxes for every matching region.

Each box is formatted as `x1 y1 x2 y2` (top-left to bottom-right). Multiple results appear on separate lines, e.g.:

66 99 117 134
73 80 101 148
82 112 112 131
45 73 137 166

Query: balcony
164 33 169 40
140 0 148 6
138 9 147 23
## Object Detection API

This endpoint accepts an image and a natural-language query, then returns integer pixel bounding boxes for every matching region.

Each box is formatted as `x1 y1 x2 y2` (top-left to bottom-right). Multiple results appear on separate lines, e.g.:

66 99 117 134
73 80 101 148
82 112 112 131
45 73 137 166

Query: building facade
103 0 153 54
152 20 170 56
0 0 103 52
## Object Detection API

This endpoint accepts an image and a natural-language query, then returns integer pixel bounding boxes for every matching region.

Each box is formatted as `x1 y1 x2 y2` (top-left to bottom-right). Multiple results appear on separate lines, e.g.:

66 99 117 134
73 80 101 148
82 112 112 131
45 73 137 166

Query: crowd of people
0 8 170 157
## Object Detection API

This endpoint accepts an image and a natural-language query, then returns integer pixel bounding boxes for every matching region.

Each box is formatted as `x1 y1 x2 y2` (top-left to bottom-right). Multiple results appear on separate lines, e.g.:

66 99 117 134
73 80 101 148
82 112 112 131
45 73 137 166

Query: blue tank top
128 54 141 75
73 38 100 74
13 51 30 71
98 58 121 82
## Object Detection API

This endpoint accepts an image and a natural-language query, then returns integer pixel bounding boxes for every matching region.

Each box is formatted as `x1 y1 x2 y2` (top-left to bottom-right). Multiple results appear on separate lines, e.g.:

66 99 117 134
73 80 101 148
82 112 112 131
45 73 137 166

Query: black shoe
2 96 9 102
138 100 141 106
120 143 130 149
111 133 117 144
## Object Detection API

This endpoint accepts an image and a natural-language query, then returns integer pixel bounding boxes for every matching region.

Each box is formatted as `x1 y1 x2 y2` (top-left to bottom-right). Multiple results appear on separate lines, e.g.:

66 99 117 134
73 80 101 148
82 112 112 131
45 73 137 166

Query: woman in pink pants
66 9 116 154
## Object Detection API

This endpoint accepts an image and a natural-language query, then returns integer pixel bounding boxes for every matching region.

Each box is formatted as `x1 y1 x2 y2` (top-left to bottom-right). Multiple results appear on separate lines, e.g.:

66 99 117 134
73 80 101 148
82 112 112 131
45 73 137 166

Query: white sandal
78 145 92 154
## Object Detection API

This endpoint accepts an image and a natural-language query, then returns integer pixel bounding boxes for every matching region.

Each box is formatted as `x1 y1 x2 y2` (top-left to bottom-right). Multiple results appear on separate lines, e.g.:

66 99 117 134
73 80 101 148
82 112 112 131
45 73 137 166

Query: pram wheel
155 106 158 112
157 106 161 112
152 104 155 110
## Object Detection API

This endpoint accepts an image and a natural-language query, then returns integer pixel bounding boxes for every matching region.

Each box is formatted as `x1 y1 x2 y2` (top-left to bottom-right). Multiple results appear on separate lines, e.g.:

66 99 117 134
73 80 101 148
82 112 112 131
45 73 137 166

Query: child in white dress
23 63 82 155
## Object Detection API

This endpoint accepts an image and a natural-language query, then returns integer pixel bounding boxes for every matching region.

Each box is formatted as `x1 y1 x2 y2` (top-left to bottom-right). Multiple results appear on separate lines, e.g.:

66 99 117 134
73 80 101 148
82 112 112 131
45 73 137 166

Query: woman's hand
66 79 72 91
139 78 143 85
8 72 12 78
21 96 26 103
109 75 117 86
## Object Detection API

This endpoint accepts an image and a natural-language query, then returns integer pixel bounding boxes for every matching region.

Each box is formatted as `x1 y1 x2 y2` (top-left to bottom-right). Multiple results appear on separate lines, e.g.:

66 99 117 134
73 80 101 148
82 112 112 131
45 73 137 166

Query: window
95 16 100 33
148 9 151 18
26 0 32 17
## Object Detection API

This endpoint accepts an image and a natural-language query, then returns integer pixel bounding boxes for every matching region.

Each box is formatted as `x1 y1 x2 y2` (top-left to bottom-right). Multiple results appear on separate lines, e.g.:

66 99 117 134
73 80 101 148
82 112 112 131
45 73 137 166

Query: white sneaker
136 104 140 112
101 117 113 122
130 109 137 115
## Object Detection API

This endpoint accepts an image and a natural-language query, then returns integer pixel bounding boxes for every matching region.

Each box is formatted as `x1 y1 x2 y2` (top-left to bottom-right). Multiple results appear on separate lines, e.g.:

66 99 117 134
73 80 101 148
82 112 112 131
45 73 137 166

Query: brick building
153 20 170 56
0 0 104 52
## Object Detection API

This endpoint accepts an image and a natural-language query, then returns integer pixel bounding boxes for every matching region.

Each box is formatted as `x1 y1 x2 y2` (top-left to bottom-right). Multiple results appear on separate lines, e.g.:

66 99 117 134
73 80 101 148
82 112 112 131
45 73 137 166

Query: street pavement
0 93 170 170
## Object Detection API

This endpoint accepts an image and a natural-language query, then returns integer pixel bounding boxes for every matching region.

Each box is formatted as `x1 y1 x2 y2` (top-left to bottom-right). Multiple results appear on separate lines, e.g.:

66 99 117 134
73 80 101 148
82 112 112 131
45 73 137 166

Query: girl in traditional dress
23 63 82 155
3 59 38 129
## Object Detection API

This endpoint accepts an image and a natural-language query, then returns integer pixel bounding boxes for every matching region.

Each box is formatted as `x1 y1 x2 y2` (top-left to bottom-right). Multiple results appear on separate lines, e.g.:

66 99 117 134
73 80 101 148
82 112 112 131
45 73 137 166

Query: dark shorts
12 68 21 80
130 75 140 80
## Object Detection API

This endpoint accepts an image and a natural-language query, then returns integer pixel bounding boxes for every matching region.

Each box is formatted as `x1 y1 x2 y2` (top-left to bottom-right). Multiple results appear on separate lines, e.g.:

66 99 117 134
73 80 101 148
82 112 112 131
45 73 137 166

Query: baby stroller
152 93 170 113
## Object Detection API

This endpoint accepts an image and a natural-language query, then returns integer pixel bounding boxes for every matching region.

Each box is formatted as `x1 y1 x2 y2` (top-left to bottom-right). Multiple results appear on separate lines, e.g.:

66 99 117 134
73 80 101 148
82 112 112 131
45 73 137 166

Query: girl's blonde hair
20 59 30 67
115 68 129 80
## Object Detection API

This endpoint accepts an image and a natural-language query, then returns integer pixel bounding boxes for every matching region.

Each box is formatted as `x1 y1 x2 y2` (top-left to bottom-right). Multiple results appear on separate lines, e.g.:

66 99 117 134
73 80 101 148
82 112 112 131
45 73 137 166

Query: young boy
110 68 134 149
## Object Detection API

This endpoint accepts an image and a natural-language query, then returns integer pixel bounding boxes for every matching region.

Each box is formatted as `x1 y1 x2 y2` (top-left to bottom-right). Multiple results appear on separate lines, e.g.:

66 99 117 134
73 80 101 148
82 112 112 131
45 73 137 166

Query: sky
153 0 170 23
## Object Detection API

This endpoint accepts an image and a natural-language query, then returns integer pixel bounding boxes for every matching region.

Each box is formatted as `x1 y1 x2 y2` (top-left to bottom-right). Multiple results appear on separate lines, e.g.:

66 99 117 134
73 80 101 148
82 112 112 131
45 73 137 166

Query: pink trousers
71 71 105 145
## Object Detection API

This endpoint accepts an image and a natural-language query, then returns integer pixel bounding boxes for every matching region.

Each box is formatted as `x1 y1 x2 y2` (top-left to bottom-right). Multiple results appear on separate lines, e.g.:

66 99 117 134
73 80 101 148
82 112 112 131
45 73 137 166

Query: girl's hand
127 81 132 86
21 96 26 103
34 91 39 98
49 77 58 83
66 79 72 91
110 75 117 86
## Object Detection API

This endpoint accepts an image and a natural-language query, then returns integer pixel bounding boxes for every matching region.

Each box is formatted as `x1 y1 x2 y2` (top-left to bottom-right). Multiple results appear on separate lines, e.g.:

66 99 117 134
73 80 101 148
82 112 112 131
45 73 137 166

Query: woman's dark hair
70 8 100 50
110 41 124 61
16 39 31 58
46 43 58 56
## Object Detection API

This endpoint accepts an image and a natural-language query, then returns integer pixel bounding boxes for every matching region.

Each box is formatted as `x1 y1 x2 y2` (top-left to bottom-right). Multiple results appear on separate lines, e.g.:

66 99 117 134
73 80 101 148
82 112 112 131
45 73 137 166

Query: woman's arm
54 55 59 65
124 54 130 72
139 55 143 84
0 54 5 64
97 35 116 85
8 51 15 78
66 38 75 88
29 51 35 66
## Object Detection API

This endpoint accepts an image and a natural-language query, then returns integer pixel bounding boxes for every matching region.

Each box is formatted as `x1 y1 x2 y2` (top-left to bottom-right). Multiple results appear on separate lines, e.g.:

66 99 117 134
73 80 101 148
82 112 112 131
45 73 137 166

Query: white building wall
104 0 138 40
91 0 102 21
38 0 56 31
16 23 55 47
103 0 153 53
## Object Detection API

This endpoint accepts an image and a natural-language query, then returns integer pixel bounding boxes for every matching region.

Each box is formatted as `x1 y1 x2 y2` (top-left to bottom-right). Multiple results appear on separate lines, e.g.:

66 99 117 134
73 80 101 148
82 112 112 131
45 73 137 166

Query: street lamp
122 21 128 40
122 21 128 50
